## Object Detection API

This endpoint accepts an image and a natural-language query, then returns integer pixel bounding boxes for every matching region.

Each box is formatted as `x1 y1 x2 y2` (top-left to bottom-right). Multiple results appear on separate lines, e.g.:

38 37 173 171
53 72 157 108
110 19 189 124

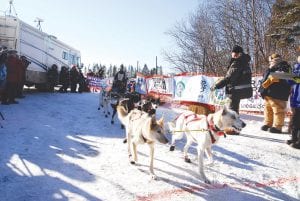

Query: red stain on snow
136 176 300 201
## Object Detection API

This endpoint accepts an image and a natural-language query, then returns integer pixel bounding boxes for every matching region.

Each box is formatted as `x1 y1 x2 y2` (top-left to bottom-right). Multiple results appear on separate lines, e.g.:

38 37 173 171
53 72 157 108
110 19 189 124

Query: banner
135 75 147 94
240 76 265 112
173 75 230 106
146 76 173 95
87 76 113 90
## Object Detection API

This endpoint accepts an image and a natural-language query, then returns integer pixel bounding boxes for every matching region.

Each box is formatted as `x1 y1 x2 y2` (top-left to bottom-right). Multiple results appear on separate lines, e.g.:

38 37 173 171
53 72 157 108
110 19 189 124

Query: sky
0 0 200 72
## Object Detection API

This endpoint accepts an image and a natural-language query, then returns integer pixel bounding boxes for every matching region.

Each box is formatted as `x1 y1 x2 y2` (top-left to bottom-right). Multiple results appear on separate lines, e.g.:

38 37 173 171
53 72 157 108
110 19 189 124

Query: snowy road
0 90 299 201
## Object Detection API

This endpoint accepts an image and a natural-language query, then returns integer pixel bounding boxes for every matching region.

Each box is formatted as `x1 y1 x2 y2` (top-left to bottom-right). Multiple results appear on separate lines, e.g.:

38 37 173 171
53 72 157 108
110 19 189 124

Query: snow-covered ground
0 90 299 201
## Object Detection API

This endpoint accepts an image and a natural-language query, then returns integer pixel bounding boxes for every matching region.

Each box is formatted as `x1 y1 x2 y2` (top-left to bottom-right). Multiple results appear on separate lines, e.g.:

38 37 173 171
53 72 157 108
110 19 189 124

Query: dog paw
204 179 211 184
169 145 175 151
150 174 157 180
205 160 214 166
184 157 191 163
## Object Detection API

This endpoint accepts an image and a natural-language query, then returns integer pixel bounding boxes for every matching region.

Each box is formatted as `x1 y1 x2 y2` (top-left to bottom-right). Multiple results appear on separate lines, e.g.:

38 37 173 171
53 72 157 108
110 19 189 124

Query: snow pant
290 108 300 141
263 96 287 130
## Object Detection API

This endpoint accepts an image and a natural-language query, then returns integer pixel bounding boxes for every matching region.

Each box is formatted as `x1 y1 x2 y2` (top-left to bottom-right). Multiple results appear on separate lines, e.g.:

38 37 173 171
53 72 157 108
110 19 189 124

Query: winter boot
261 125 271 131
269 127 282 134
291 130 300 149
287 128 298 145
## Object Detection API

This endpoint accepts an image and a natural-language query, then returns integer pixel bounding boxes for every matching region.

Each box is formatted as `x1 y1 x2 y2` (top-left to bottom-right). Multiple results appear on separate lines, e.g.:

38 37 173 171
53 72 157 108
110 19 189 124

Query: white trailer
0 15 81 87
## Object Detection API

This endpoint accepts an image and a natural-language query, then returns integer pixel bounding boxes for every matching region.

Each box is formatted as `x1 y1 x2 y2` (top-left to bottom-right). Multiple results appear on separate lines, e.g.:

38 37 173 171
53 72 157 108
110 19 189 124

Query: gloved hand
292 77 300 84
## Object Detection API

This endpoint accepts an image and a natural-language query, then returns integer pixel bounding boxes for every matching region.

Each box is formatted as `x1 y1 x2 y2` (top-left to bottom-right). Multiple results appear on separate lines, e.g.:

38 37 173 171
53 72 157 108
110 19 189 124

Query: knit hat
232 45 243 53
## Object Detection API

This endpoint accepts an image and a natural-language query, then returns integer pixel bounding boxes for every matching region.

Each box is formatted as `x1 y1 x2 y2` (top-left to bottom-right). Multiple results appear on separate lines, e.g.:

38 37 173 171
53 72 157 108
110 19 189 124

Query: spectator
47 64 59 92
259 54 291 133
58 66 70 93
0 51 7 97
78 69 86 93
97 67 105 79
212 45 252 114
16 56 30 98
70 65 80 93
86 69 95 77
112 64 127 94
286 56 300 149
2 50 21 104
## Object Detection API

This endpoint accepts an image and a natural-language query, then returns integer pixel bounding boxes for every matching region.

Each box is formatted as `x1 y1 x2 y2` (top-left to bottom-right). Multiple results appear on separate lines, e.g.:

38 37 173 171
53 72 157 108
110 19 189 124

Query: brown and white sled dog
168 107 246 184
117 105 168 179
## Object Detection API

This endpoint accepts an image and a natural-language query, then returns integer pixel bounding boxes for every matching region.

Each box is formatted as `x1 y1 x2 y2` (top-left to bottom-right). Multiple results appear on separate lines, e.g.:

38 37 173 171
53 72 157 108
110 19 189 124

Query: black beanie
232 45 243 53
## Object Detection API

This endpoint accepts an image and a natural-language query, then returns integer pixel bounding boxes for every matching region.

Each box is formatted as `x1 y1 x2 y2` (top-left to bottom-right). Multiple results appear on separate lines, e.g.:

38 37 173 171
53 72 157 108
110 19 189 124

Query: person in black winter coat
212 45 252 114
78 69 86 93
112 64 127 94
59 66 70 93
47 64 59 92
69 65 80 93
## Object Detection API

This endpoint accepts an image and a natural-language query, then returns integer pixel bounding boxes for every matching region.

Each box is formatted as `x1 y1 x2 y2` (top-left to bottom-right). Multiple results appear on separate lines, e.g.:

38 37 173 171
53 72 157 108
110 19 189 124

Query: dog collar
208 118 226 137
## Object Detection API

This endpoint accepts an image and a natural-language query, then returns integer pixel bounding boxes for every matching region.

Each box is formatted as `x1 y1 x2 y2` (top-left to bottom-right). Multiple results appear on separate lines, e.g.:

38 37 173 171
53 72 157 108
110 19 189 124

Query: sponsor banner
146 76 173 95
87 76 113 90
240 76 265 112
173 75 230 106
135 75 147 94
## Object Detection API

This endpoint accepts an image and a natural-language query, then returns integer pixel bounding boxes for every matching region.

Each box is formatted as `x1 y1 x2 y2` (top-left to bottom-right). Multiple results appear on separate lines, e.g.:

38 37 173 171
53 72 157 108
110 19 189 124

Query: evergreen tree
142 64 150 75
268 0 300 58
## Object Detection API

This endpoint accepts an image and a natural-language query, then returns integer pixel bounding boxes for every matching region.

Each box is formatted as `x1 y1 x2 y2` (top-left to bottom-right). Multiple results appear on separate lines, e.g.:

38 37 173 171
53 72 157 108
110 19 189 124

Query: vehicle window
62 51 68 60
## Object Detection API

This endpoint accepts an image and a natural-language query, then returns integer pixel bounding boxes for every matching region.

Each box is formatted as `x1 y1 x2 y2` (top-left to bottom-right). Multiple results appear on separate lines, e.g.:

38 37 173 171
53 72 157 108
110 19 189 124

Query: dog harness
207 118 226 144
172 113 226 144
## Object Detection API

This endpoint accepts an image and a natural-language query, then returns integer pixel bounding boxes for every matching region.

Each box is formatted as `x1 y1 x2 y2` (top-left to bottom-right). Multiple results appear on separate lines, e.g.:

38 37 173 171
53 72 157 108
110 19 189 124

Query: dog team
97 89 246 184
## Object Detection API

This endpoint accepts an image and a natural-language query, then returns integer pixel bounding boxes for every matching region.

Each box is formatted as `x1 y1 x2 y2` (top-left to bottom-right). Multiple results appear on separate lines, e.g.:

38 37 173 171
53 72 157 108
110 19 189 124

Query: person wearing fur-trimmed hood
259 54 291 133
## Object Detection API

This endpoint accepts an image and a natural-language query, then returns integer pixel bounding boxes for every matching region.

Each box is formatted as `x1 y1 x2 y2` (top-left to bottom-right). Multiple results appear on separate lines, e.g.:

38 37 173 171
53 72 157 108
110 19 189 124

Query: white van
0 15 81 88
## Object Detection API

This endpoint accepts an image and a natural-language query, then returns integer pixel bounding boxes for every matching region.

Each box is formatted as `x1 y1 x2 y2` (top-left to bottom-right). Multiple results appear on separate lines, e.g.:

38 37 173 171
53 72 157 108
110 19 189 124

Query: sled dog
137 98 160 115
98 90 111 118
117 105 168 179
168 107 246 183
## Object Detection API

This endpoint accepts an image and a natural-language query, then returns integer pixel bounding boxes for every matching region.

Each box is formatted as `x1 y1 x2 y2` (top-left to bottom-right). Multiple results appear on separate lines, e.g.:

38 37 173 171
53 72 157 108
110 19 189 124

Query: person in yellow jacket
259 54 291 133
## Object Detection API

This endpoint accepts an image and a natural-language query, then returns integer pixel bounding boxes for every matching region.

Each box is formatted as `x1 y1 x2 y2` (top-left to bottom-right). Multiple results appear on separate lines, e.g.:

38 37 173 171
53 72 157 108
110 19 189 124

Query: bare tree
165 0 274 75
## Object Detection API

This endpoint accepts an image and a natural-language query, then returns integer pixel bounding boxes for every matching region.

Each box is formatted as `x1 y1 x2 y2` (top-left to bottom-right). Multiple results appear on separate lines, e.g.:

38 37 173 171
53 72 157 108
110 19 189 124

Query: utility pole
156 56 158 75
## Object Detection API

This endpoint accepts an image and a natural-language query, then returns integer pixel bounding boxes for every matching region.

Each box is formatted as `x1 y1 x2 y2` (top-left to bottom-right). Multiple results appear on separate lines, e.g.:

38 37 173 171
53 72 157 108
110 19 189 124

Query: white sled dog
117 104 168 179
168 107 246 184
